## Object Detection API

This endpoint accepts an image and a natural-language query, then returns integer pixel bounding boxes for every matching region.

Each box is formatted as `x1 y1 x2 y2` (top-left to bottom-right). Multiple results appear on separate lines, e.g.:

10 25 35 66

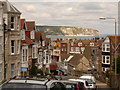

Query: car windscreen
78 82 84 87
1 83 47 90
80 78 94 84
64 83 76 90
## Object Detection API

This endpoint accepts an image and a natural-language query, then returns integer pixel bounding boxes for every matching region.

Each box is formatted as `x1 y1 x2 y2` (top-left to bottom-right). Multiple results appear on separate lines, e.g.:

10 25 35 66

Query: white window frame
62 48 66 51
71 42 74 46
76 47 80 52
31 31 35 39
102 43 110 52
90 42 94 46
81 47 85 52
11 64 15 77
78 42 82 46
71 47 74 52
102 55 110 64
11 16 15 30
102 67 110 72
17 40 20 54
21 30 25 40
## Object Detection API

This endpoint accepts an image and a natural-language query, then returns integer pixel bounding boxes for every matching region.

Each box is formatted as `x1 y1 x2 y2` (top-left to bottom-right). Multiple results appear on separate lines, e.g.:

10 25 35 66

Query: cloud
11 2 118 34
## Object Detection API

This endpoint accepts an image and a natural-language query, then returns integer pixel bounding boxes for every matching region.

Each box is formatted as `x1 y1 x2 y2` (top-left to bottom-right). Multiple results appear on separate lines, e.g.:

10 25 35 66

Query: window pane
11 40 14 54
11 17 14 22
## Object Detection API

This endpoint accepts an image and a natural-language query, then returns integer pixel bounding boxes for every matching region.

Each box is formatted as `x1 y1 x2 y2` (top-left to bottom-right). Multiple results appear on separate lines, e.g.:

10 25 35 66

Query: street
62 75 113 90
96 80 112 90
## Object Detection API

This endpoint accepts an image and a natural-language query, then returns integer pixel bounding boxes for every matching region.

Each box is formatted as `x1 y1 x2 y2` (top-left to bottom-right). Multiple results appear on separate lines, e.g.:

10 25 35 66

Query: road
96 80 112 90
62 75 113 90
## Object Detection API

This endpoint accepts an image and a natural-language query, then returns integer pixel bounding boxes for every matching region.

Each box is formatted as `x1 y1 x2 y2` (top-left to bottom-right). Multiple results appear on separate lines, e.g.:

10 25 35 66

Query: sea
46 34 107 41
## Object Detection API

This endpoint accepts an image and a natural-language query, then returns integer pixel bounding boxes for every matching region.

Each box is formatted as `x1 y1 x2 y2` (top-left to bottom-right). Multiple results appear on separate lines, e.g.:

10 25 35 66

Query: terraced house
0 0 21 81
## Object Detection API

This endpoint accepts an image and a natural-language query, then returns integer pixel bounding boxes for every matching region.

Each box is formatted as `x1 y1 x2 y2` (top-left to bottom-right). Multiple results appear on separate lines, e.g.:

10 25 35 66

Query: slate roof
83 46 92 60
68 54 83 66
61 54 70 62
1 0 21 14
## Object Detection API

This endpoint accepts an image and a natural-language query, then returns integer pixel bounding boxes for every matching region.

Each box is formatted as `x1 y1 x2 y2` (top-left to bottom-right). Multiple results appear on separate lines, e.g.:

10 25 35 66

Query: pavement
96 80 112 90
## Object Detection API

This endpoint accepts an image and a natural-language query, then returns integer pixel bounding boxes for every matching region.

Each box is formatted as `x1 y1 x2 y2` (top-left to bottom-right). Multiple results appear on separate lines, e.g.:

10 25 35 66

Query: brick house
20 19 33 75
107 35 120 72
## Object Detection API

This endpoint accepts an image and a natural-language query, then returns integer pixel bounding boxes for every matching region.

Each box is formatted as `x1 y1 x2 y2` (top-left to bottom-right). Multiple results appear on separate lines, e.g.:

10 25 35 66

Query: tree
30 65 37 76
112 57 120 74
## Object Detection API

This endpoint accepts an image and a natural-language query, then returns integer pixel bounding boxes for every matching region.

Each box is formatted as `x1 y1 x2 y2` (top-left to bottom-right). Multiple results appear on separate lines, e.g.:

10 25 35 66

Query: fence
109 74 120 90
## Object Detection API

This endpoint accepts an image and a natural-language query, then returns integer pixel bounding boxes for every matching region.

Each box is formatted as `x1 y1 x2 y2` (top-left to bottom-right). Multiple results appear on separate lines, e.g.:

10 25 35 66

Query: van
80 75 97 90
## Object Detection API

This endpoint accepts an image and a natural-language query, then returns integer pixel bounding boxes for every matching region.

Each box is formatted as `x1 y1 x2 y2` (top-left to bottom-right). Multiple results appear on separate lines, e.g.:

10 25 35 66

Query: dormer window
11 16 15 30
78 42 82 46
90 43 94 46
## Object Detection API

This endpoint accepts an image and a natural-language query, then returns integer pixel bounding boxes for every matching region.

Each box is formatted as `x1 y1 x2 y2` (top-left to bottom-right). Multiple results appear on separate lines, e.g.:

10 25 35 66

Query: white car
68 79 90 90
0 78 66 90
80 75 97 90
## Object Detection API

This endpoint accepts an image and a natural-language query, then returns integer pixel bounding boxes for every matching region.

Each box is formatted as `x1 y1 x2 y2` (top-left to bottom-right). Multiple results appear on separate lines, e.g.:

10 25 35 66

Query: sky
9 0 118 35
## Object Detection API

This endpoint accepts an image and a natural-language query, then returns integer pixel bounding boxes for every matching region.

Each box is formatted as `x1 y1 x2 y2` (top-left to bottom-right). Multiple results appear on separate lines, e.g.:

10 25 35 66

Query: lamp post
99 17 117 75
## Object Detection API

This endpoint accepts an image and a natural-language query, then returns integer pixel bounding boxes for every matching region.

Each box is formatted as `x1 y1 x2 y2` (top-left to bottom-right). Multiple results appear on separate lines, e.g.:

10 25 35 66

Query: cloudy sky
9 0 118 35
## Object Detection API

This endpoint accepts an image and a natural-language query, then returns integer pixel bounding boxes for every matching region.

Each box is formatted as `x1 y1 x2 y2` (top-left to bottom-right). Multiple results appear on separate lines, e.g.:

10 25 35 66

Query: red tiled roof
107 35 120 47
25 31 30 38
21 36 33 45
26 21 35 31
35 32 46 41
20 19 25 30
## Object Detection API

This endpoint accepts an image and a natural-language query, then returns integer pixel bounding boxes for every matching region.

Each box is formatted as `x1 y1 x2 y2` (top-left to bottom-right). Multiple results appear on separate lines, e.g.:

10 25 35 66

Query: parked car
1 77 66 90
68 79 90 90
80 75 97 90
60 80 86 90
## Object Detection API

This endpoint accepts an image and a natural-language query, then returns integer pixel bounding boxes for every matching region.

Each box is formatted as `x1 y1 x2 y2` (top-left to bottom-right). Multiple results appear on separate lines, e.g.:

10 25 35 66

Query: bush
30 65 37 76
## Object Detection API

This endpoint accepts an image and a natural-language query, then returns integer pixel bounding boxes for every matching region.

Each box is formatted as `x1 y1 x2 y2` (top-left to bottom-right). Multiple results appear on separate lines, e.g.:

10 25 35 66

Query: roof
20 19 26 30
61 54 70 62
83 46 92 60
21 36 33 45
35 32 46 42
107 35 120 51
81 39 90 46
68 54 83 66
26 21 35 31
1 0 21 14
